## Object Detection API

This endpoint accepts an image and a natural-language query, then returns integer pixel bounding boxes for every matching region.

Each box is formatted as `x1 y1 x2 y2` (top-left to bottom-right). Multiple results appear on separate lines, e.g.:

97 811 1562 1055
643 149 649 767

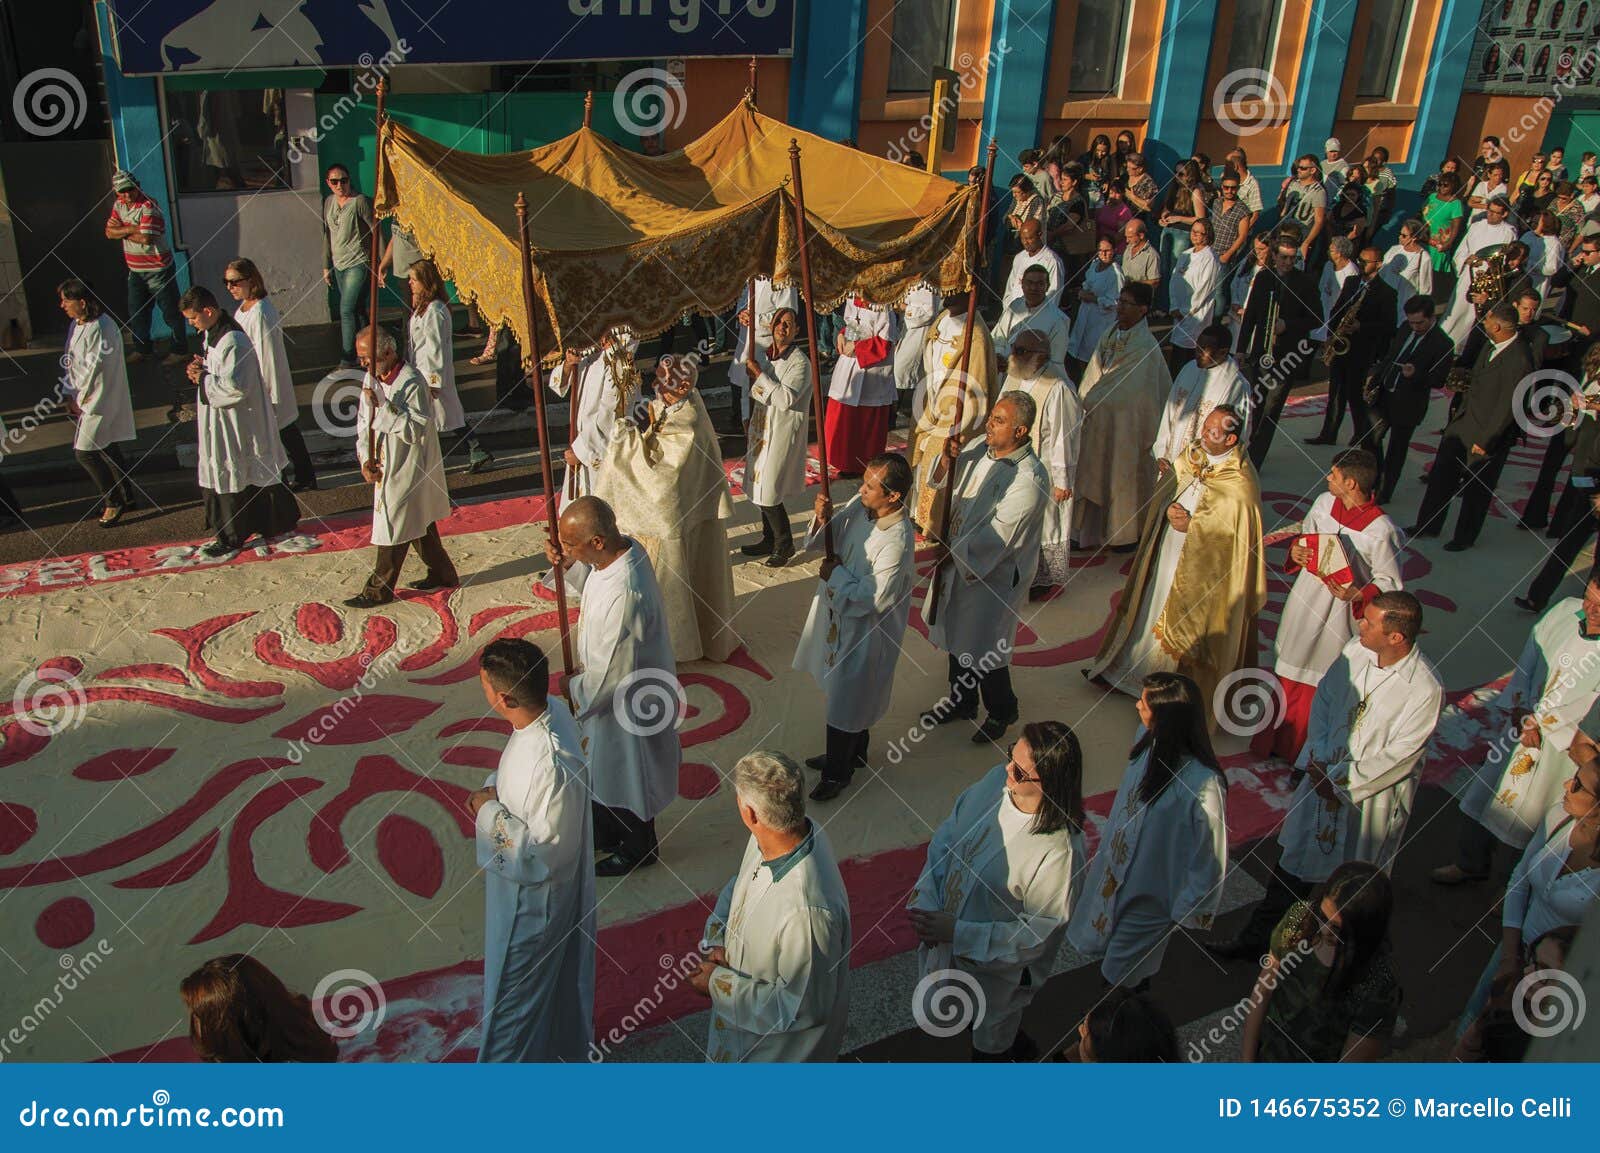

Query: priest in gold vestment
911 293 998 532
1087 405 1265 711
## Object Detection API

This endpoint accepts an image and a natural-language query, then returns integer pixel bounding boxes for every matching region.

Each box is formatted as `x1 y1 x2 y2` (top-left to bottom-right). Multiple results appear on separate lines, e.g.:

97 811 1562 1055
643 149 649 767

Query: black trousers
1363 408 1418 503
755 502 794 553
362 522 457 600
1165 344 1195 376
1528 481 1600 606
278 422 317 488
823 724 869 784
1318 359 1372 444
1232 859 1315 952
946 654 1018 722
1413 435 1511 544
1522 429 1573 527
1454 815 1504 878
494 332 532 410
75 443 133 509
592 801 658 861
1247 368 1293 471
0 472 24 521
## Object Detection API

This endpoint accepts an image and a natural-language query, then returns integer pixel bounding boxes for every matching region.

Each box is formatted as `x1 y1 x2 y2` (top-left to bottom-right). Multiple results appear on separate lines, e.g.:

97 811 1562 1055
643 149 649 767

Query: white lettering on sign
569 0 777 25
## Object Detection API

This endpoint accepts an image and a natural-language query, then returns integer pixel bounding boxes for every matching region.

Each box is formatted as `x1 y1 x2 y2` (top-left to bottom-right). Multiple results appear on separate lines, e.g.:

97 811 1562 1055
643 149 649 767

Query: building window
166 89 290 194
1069 0 1130 95
887 0 957 93
1357 0 1414 98
1226 0 1283 75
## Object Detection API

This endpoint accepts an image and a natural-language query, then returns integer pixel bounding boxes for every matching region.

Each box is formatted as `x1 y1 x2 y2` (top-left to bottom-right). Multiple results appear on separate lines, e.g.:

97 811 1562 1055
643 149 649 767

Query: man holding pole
741 307 813 568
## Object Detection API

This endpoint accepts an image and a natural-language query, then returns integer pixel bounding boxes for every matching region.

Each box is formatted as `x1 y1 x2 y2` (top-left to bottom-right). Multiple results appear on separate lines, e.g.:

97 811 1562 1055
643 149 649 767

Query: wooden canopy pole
741 59 758 437
515 192 576 700
924 140 998 628
787 138 835 563
583 90 593 129
364 77 388 465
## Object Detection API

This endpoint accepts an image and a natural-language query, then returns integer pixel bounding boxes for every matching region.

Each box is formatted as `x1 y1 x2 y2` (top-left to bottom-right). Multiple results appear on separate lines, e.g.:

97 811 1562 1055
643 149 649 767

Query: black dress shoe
1403 524 1439 538
1202 936 1266 963
1303 434 1337 445
408 575 460 591
1518 518 1547 532
740 539 774 558
1442 539 1471 552
764 548 794 568
971 714 1017 743
804 754 829 772
920 700 977 727
290 480 319 493
199 539 235 558
595 849 659 877
809 778 850 802
1514 596 1546 614
343 593 392 609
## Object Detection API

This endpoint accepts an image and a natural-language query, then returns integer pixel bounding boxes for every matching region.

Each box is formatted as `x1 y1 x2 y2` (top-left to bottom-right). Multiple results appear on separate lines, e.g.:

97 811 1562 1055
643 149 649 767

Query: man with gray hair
692 750 851 1061
922 391 1051 742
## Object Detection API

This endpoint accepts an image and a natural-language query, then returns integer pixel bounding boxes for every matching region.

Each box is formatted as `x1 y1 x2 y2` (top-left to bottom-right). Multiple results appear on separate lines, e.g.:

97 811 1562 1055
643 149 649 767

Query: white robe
1228 262 1262 353
65 315 135 452
1441 218 1519 344
991 298 1071 367
746 346 813 507
1380 245 1434 323
1277 638 1443 882
1151 359 1251 465
729 279 801 421
925 443 1051 665
410 299 465 431
196 327 288 495
1312 260 1357 341
895 286 938 393
1522 229 1563 303
1004 246 1066 305
1272 494 1404 686
699 823 851 1062
910 765 1086 1053
1067 749 1228 986
1067 259 1124 362
234 298 298 431
792 501 916 732
370 363 451 547
571 541 680 822
827 300 898 407
1002 367 1080 574
476 698 596 1062
548 335 641 498
1168 246 1221 349
1460 599 1600 848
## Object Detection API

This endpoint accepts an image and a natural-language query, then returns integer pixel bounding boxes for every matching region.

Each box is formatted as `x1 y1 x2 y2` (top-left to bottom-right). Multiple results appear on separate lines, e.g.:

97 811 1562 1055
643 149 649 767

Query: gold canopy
376 98 980 361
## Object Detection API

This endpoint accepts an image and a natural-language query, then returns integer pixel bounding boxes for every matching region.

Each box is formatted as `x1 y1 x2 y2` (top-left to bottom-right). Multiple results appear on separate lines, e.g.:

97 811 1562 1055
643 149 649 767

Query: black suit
1413 335 1536 546
1316 273 1398 444
1240 266 1320 468
1527 409 1600 607
1363 322 1455 502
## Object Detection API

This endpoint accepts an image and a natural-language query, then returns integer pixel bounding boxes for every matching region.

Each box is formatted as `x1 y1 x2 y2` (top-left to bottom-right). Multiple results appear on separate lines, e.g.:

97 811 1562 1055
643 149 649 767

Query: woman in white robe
1521 218 1563 304
1068 673 1228 988
743 310 813 563
909 723 1087 1058
58 281 136 524
1165 223 1221 366
1380 224 1435 323
407 260 493 472
895 284 939 403
1067 242 1124 369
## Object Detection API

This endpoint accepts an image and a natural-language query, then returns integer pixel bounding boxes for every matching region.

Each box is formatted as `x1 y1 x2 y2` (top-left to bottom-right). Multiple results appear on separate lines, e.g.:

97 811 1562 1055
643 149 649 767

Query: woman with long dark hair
407 259 492 473
908 720 1088 1060
1073 986 1179 1061
1080 133 1117 205
224 259 318 491
1068 673 1228 990
59 279 136 526
1155 159 1208 312
181 954 339 1062
1241 862 1401 1061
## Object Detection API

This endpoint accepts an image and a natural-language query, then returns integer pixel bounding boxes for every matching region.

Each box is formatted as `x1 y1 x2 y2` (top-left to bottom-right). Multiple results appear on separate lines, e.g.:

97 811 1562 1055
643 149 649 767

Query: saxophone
1320 279 1367 366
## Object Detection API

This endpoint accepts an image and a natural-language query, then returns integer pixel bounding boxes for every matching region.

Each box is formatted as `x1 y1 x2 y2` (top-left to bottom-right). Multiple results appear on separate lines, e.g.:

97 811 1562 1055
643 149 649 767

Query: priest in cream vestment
1000 330 1081 592
912 293 998 532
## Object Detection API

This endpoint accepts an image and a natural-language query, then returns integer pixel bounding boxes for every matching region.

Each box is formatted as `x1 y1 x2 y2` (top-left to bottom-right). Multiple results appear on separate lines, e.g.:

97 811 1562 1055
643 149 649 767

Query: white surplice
924 442 1051 665
1277 637 1443 882
1004 245 1066 305
234 298 298 431
1380 245 1435 323
1067 259 1125 362
792 501 916 732
1272 493 1404 686
1440 218 1519 345
828 299 898 407
1151 358 1252 465
1067 748 1228 986
1002 365 1081 581
991 298 1071 366
728 278 801 420
370 363 451 546
910 765 1086 1052
547 334 642 498
1522 229 1563 303
895 285 939 394
65 315 134 451
570 540 680 822
409 299 465 431
699 822 852 1062
1168 246 1221 349
746 345 813 507
196 327 288 495
1460 599 1600 848
476 697 596 1062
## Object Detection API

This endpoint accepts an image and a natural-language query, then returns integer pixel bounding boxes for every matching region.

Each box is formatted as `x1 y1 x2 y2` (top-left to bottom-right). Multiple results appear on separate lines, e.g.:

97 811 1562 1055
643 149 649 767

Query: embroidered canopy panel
376 99 980 361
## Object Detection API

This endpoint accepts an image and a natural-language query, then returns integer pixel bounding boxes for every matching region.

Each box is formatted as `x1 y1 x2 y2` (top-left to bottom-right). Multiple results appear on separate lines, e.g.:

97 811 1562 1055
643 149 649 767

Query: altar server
729 277 801 423
548 329 642 499
742 307 813 568
825 297 898 475
1000 329 1081 594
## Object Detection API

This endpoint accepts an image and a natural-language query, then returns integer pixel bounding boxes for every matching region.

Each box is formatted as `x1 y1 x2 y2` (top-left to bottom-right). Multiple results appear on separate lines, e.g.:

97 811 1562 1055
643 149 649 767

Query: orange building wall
857 0 995 167
1448 92 1560 172
1325 0 1443 164
664 57 790 149
1193 0 1313 163
1038 0 1166 152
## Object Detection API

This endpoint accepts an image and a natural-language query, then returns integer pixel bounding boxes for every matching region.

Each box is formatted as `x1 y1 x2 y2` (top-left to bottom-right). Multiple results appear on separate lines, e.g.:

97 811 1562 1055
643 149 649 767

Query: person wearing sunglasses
224 259 318 492
907 720 1087 1060
1068 672 1228 992
1240 862 1401 1062
320 163 375 368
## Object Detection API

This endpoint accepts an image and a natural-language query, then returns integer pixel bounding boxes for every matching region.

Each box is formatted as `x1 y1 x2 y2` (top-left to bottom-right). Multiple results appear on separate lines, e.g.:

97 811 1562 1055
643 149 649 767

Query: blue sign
106 0 795 74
